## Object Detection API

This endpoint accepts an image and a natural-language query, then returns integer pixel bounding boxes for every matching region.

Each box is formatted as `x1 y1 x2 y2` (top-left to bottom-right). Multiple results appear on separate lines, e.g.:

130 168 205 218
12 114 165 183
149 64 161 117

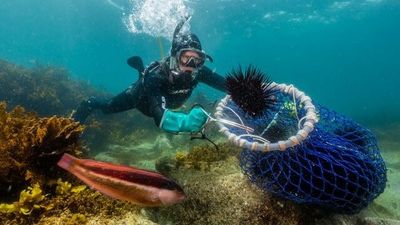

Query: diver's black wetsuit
96 57 226 126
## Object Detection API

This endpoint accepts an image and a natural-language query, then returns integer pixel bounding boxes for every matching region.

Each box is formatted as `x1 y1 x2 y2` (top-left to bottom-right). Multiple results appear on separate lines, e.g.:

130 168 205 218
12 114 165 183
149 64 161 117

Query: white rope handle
199 107 255 133
214 82 318 152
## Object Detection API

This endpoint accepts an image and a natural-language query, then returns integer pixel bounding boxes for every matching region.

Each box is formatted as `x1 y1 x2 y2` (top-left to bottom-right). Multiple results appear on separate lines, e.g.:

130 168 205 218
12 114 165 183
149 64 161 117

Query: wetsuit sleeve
143 72 167 126
197 66 227 92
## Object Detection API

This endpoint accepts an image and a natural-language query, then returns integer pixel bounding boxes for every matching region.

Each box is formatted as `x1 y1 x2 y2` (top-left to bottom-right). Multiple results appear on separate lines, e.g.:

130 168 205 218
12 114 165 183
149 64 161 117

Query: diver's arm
147 95 166 126
142 72 166 125
146 90 208 134
144 73 208 133
197 66 227 92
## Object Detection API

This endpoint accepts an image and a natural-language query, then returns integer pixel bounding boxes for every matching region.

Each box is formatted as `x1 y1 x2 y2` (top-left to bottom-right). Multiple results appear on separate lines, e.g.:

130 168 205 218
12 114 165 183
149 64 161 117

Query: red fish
57 153 186 207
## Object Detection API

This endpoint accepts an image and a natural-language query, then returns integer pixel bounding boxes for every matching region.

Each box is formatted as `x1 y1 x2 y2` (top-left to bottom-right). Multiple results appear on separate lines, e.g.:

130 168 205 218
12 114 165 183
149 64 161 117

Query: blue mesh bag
214 82 386 214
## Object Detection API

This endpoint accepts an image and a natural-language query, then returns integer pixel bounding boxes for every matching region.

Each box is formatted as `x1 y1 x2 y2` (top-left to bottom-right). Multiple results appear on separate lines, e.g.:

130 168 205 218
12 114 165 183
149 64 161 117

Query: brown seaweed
0 102 84 197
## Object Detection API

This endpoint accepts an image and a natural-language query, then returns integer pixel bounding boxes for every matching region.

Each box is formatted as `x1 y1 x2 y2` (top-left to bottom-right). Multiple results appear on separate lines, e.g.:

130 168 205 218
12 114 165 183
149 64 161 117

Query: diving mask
177 49 206 69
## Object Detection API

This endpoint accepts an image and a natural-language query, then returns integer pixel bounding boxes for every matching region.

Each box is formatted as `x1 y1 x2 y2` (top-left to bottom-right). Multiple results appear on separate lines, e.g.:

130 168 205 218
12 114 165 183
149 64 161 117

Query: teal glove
160 105 209 133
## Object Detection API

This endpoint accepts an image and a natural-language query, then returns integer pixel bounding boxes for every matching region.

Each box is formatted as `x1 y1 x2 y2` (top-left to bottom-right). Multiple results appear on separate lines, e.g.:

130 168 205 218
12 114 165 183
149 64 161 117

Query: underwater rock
83 115 159 155
0 59 158 159
93 133 175 168
154 134 173 151
0 176 148 225
363 217 400 225
150 152 304 225
133 133 174 154
362 149 400 221
38 210 157 225
313 214 400 225
0 59 104 117
173 143 240 171
0 103 100 224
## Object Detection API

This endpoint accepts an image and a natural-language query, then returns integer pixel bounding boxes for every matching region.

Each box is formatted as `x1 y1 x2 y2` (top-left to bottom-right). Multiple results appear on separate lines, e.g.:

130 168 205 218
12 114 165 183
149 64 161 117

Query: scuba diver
72 18 226 134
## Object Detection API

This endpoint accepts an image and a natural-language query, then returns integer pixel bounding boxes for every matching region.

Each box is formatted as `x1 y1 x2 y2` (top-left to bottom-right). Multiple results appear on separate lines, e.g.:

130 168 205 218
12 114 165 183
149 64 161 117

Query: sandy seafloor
364 124 400 222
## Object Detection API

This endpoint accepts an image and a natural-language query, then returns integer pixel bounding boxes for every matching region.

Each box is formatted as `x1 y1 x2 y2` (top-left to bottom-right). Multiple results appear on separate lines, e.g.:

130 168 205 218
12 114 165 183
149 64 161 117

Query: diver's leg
72 82 142 123
101 85 142 114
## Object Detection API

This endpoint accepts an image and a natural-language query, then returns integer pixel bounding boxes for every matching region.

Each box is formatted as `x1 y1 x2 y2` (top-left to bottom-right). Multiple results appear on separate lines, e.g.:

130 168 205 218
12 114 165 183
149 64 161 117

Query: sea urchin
225 65 277 117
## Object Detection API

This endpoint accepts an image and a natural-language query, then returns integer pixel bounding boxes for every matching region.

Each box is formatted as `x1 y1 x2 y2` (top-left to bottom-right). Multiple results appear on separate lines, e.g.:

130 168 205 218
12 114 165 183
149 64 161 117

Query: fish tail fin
57 153 77 170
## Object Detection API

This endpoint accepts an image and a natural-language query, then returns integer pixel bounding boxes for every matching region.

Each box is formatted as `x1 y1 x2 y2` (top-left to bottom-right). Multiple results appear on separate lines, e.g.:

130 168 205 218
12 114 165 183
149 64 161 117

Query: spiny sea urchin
225 65 277 117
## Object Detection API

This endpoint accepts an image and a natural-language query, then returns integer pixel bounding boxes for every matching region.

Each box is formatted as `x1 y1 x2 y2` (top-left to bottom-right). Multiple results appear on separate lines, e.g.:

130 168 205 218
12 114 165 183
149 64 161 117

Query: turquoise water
1 1 400 224
1 0 399 127
0 0 399 127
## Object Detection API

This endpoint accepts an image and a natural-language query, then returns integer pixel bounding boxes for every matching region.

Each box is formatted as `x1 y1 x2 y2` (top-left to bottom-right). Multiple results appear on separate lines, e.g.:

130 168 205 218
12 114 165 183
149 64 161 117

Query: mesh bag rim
214 82 318 151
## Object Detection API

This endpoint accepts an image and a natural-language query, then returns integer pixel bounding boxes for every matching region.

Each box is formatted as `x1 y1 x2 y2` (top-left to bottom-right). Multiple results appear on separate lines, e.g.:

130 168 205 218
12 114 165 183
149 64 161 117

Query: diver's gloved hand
160 105 209 134
72 97 99 124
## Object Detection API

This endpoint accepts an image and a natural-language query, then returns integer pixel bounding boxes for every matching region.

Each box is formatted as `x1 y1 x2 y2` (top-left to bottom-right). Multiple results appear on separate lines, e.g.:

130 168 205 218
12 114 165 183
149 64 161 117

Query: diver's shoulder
144 61 161 75
143 61 168 86
145 57 170 75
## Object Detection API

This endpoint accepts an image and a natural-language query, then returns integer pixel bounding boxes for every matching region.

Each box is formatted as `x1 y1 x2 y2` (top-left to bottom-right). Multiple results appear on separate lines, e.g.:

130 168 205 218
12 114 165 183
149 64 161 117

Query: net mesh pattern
221 92 386 213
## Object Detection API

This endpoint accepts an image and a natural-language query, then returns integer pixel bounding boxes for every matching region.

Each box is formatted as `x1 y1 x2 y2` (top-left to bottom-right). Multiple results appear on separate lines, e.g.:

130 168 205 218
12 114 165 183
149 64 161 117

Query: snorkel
169 16 213 77
169 16 189 71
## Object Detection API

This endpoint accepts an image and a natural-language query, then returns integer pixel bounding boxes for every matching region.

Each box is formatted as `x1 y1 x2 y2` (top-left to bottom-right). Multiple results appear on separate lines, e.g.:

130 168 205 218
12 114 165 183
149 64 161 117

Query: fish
57 153 186 207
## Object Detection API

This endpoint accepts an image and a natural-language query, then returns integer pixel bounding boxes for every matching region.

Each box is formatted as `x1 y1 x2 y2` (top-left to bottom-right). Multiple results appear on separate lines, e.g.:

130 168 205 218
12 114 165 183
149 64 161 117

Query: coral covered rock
173 143 240 170
0 102 84 200
0 59 157 158
0 103 149 225
151 155 305 225
0 59 102 116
